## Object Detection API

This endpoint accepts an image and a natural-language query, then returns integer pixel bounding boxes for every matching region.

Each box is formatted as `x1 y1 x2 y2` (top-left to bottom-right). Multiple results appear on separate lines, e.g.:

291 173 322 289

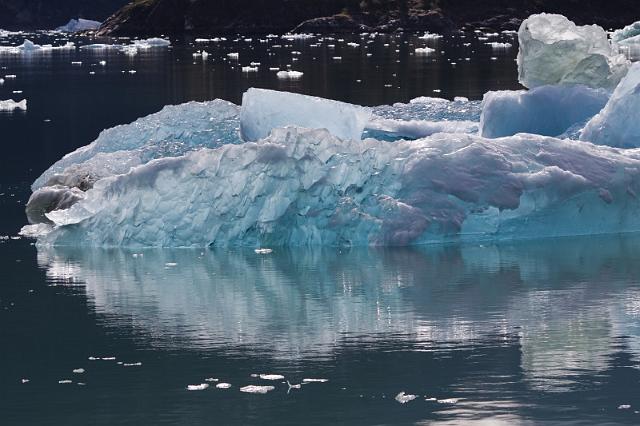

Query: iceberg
0 99 27 111
56 18 101 33
581 63 640 148
0 40 75 54
611 21 640 44
517 14 629 90
480 85 609 138
239 88 371 142
23 123 640 247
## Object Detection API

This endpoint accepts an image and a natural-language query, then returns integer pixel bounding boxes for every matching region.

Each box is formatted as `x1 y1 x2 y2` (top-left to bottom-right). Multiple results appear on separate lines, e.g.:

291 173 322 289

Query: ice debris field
15 13 640 247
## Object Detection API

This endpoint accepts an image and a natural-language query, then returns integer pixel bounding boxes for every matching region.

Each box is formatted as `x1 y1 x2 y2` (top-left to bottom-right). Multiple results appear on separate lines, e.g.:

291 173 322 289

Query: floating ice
276 70 303 79
437 398 460 404
72 368 85 374
123 362 142 367
0 99 27 111
216 383 232 389
611 21 640 44
21 379 29 384
239 88 371 142
618 404 631 410
414 47 435 55
187 383 209 391
302 378 328 383
254 248 273 254
58 379 72 384
204 378 218 382
56 18 101 32
240 385 275 394
517 14 629 89
395 392 417 404
480 84 609 138
418 32 442 40
259 374 284 380
581 63 640 147
133 38 171 48
0 40 75 54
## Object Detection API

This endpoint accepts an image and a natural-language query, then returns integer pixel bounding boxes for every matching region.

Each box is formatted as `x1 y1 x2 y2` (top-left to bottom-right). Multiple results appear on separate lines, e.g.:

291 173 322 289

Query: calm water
2 32 640 425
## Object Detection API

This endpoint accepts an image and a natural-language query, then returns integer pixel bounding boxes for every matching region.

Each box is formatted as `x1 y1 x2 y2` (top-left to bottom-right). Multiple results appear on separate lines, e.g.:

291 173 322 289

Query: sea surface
1 32 639 425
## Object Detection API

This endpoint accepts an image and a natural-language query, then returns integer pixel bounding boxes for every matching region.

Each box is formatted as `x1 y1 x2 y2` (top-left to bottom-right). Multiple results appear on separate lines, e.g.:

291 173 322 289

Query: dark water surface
3 32 640 425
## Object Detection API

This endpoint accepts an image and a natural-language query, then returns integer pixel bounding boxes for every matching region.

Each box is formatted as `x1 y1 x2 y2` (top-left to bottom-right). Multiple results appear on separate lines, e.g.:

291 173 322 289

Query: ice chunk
437 398 460 404
133 38 170 48
276 70 303 79
216 383 232 389
0 99 26 111
517 14 629 89
0 40 75 54
302 378 328 383
72 368 85 374
258 374 284 380
56 18 101 32
240 385 275 394
611 21 640 43
239 88 371 141
581 63 640 147
414 47 435 55
480 85 609 138
187 383 209 391
395 392 417 404
26 122 640 247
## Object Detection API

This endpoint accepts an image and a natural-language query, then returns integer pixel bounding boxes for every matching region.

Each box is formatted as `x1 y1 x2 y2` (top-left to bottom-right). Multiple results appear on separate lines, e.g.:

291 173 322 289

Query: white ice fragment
242 66 258 73
254 248 273 254
517 14 629 89
240 385 275 394
204 378 218 382
395 392 417 404
618 404 631 410
165 262 177 267
21 379 29 384
480 84 609 138
216 383 232 389
581 62 640 147
240 88 371 142
123 362 142 367
227 52 239 59
276 70 303 79
101 357 116 360
259 374 284 380
187 383 209 391
418 32 442 40
72 368 85 374
487 42 512 49
287 381 301 389
133 38 171 48
58 379 72 384
437 398 459 404
302 378 328 383
415 47 435 55
56 18 101 32
0 99 26 111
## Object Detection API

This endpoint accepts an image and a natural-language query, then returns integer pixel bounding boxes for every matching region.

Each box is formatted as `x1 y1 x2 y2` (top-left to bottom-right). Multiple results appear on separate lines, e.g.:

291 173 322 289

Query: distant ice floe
414 47 435 55
187 383 209 391
258 374 284 380
240 385 275 394
216 383 232 389
395 392 417 404
0 39 75 54
276 70 303 79
56 18 101 33
0 99 27 111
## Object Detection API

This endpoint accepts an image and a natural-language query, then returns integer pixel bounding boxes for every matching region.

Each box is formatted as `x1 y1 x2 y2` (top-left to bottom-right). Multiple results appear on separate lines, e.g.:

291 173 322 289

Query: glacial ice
239 88 371 142
480 85 609 138
0 99 27 111
24 124 640 247
56 18 101 33
0 40 75 54
517 14 629 89
581 63 640 148
611 21 640 44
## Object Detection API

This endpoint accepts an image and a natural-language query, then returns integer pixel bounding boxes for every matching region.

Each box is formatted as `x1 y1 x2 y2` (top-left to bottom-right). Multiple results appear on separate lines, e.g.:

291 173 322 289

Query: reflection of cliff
37 236 640 387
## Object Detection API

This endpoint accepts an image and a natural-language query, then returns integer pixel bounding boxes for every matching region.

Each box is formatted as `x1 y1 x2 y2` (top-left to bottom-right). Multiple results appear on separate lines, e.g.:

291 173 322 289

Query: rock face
0 0 128 30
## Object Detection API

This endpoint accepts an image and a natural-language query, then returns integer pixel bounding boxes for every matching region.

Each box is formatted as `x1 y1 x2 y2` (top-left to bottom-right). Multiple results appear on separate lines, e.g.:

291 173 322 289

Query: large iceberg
581 63 640 148
23 122 640 247
240 88 371 142
517 14 629 90
480 85 609 138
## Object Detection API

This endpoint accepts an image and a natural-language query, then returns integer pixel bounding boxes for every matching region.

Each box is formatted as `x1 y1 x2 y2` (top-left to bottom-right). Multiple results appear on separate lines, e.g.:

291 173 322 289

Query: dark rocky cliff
0 0 129 30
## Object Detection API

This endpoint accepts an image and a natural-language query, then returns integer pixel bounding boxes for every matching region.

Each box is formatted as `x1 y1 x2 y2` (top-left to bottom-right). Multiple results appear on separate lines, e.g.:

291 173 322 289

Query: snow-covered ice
187 383 209 391
239 88 371 142
239 385 275 394
0 99 27 111
395 392 417 404
258 374 284 380
581 63 640 147
276 70 303 79
517 14 629 89
480 84 609 138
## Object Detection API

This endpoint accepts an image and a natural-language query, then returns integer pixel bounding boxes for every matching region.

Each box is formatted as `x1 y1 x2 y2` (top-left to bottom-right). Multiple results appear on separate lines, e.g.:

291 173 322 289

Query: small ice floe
419 32 443 40
287 381 301 390
12 90 22 94
0 78 4 84
0 99 26 111
21 378 29 384
187 383 209 391
128 70 137 74
72 368 85 374
437 398 460 404
216 383 232 389
425 397 437 401
77 382 86 386
123 362 142 367
259 374 284 380
415 47 435 55
227 52 239 59
347 42 360 48
242 66 258 73
240 385 275 394
88 356 98 361
204 378 218 382
276 70 303 80
165 262 177 267
99 60 106 66
618 404 631 410
302 378 328 383
487 42 512 49
71 61 82 66
254 248 273 254
395 392 417 404
332 56 342 60
5 74 16 79
101 357 116 361
58 379 73 384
